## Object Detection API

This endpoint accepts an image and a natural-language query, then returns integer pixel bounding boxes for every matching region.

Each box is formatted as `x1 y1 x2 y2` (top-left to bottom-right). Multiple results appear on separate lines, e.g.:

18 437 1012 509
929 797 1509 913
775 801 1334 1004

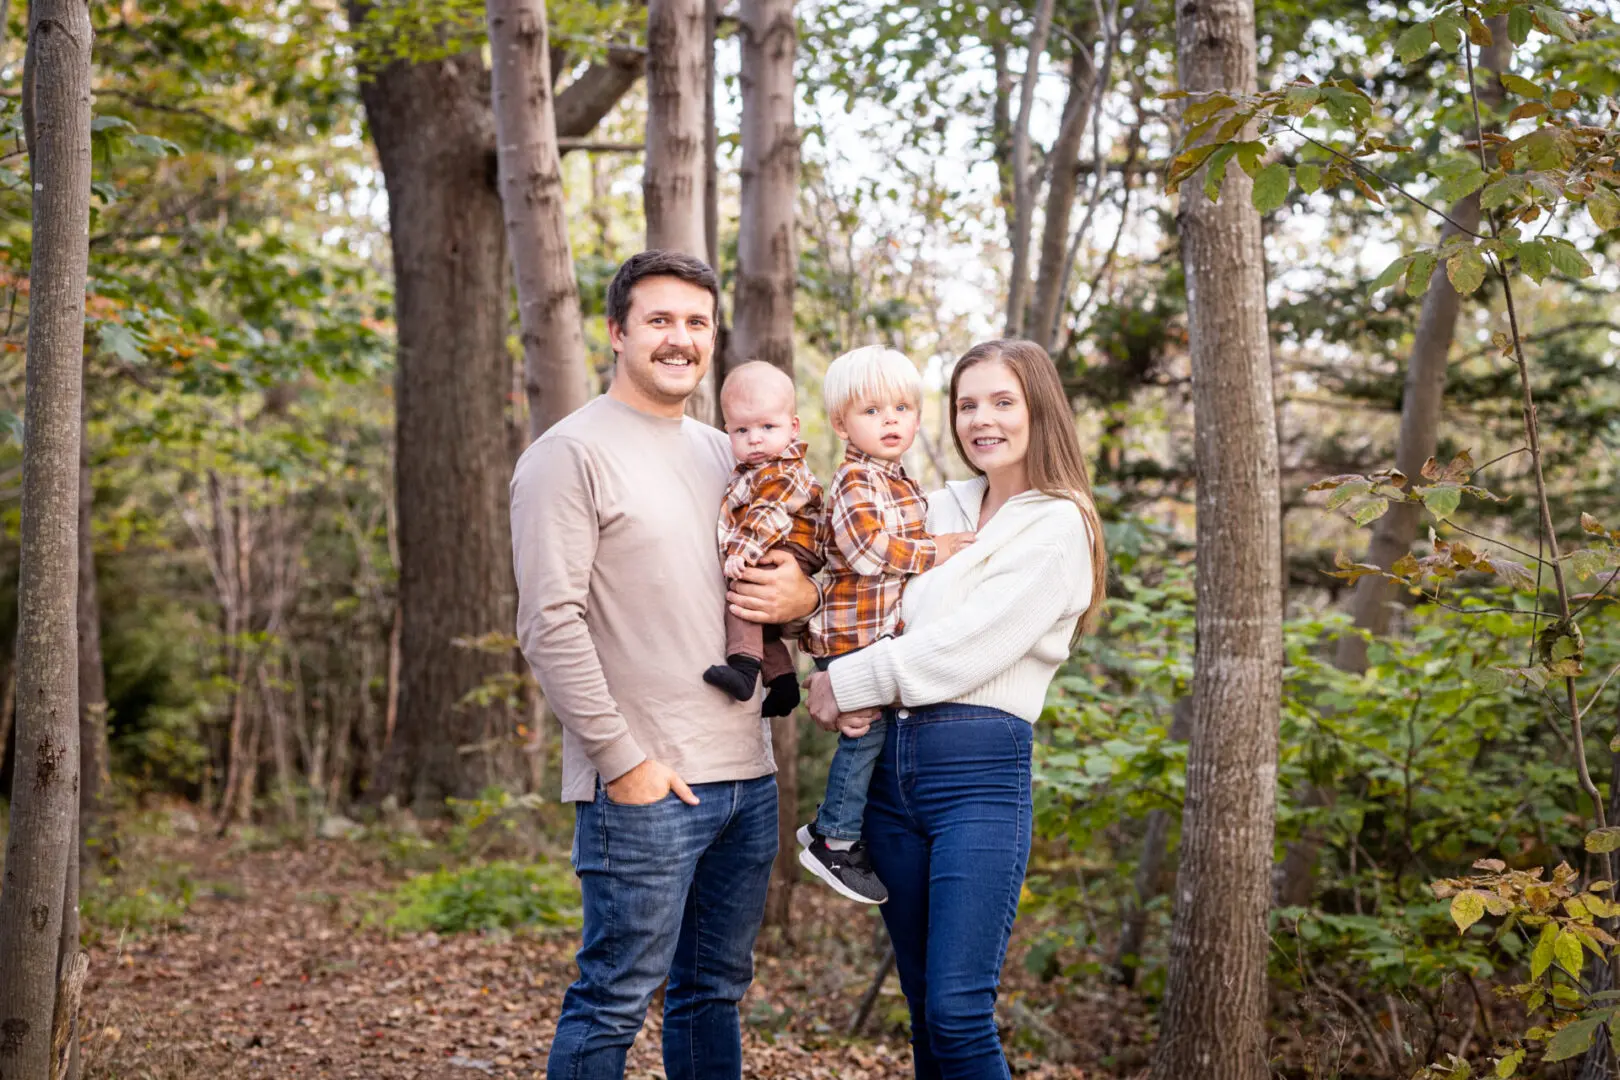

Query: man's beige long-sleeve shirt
510 395 775 802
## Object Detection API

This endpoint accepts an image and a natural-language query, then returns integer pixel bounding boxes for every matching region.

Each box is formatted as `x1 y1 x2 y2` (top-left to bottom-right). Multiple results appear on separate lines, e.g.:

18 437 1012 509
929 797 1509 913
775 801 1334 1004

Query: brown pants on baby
724 542 822 682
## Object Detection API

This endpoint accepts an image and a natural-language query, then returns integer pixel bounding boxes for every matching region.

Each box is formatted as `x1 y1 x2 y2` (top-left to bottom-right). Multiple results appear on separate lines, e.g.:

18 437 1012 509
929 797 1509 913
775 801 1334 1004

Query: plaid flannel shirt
806 448 936 657
717 441 826 570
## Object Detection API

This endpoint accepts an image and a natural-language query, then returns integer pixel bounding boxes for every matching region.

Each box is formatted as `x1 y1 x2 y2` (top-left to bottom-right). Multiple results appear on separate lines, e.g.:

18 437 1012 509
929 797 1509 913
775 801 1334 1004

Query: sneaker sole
797 847 887 905
795 824 813 849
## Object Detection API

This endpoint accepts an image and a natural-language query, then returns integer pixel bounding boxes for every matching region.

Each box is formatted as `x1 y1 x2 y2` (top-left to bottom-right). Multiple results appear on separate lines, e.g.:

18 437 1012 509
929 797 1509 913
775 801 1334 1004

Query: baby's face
725 392 799 465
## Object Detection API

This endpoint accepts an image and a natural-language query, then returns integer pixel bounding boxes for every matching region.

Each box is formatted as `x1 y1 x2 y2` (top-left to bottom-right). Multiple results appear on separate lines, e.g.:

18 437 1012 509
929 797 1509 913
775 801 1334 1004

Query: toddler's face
834 395 921 462
725 394 799 465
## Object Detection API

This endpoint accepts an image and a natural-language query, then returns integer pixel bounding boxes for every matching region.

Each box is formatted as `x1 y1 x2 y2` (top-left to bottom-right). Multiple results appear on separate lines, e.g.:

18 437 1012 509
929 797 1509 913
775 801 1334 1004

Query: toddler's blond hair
822 345 922 421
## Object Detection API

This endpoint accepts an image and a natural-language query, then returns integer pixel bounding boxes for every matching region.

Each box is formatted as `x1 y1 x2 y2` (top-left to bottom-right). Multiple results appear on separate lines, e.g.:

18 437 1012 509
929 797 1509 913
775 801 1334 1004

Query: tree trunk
1333 25 1507 673
486 0 591 440
733 0 800 930
0 0 93 1069
732 0 797 378
355 40 518 813
1028 46 1097 351
644 0 714 423
1149 3 1282 1078
76 388 109 871
1003 0 1056 338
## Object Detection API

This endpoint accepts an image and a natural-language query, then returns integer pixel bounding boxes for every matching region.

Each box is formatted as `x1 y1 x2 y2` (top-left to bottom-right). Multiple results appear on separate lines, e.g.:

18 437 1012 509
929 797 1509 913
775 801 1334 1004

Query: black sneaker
795 824 889 904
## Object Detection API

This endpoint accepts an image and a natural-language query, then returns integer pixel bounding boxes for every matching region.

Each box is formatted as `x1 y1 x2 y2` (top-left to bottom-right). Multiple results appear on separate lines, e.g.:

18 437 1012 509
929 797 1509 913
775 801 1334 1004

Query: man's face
608 276 716 412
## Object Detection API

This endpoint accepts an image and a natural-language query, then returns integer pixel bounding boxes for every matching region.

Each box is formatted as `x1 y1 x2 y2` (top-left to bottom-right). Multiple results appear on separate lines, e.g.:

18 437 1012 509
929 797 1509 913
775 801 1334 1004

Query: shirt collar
843 445 907 477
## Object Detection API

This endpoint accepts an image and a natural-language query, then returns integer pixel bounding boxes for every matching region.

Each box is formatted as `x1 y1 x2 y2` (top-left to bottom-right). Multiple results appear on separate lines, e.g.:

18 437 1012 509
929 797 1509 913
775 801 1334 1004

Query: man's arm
510 436 646 784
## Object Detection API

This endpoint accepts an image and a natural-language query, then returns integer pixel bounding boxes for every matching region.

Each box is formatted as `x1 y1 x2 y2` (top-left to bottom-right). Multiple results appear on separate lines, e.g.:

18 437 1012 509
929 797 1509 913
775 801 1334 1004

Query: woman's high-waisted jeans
864 703 1034 1080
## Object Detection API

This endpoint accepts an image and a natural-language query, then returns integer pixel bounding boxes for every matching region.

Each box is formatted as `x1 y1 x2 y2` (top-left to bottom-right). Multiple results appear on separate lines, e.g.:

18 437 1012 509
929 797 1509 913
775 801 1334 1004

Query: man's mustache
652 345 700 364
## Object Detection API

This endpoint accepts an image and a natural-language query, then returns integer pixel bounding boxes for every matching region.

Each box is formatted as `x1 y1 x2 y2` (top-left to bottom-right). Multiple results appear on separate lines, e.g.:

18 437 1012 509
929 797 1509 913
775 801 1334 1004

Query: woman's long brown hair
949 339 1108 636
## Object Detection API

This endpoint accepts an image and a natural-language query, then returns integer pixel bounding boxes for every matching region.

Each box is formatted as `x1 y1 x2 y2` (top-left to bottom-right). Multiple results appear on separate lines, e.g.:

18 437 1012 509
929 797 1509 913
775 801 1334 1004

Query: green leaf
1499 73 1544 97
1251 162 1290 213
1545 1014 1606 1062
1369 254 1412 293
1545 239 1593 278
129 133 182 157
1296 163 1321 195
1531 921 1558 979
1434 10 1468 49
1422 484 1462 521
1396 22 1435 63
91 114 136 133
1496 1049 1525 1078
1509 101 1549 123
1447 247 1488 294
1352 498 1390 527
1534 5 1580 42
1437 165 1487 202
1473 666 1511 692
1451 890 1487 933
98 322 145 366
1549 88 1580 110
1481 177 1526 210
1518 241 1552 283
1406 251 1439 296
1556 928 1585 978
1203 143 1238 202
1587 187 1620 232
1586 828 1620 854
1509 5 1533 44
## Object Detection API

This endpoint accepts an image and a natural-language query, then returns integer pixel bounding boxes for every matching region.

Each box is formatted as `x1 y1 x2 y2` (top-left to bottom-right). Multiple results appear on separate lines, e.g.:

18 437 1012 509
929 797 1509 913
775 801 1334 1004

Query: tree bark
732 0 800 929
1333 25 1507 673
486 0 590 440
354 40 518 813
76 387 109 871
0 0 93 1070
1003 0 1056 338
732 0 797 378
1150 3 1282 1079
553 46 646 146
1028 45 1097 352
644 0 714 423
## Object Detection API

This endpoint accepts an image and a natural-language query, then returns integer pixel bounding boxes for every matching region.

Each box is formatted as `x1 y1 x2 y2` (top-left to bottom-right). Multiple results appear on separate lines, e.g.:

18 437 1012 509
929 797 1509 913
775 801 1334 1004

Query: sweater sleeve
510 436 647 783
826 540 1091 712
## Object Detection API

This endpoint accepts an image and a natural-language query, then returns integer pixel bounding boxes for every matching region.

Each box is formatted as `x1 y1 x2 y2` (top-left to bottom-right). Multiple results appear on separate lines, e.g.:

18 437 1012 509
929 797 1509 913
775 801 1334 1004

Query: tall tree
352 31 520 811
486 0 590 440
1002 0 1055 338
1150 1 1282 1078
732 0 799 929
1333 23 1508 673
0 0 94 1070
644 0 714 422
78 391 110 868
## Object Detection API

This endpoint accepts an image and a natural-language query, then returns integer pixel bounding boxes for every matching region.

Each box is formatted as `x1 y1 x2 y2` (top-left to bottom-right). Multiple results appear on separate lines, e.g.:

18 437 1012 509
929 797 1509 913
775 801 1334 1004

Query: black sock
703 654 761 701
761 672 801 717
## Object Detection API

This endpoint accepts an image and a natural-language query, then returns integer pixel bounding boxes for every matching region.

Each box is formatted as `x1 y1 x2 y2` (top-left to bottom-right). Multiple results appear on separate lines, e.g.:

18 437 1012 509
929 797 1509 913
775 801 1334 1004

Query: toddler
798 345 974 904
705 361 826 717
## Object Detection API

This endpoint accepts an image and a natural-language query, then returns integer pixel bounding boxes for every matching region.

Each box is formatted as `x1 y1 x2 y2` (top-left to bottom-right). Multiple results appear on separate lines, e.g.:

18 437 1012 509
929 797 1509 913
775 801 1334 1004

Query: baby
797 345 974 905
705 361 826 718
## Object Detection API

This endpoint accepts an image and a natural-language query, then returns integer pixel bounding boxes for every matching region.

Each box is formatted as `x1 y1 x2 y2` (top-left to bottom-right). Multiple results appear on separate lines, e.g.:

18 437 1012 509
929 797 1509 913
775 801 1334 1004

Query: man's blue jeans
864 704 1034 1080
545 775 778 1080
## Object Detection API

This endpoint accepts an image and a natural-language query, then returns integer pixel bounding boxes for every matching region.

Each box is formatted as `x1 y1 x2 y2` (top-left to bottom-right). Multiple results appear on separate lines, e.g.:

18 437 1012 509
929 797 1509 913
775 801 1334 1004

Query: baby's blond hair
822 345 922 421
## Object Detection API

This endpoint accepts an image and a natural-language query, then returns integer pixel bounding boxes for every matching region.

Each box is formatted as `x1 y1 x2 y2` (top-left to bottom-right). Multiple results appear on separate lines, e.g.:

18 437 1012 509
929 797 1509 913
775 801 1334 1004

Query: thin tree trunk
354 33 520 813
645 0 714 423
732 0 797 378
0 0 93 1068
1003 0 1056 338
764 713 798 930
486 0 591 440
76 385 109 871
1150 2 1282 1078
1028 45 1097 351
1333 24 1507 673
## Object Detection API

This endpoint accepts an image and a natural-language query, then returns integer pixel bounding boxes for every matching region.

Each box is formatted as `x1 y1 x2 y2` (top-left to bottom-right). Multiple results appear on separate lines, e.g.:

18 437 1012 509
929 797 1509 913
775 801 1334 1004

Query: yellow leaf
1555 927 1584 977
1452 890 1487 933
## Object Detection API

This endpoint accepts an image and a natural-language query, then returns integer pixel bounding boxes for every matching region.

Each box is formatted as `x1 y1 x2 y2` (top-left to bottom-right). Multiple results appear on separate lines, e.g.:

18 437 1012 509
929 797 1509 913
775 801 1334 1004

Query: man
511 250 819 1080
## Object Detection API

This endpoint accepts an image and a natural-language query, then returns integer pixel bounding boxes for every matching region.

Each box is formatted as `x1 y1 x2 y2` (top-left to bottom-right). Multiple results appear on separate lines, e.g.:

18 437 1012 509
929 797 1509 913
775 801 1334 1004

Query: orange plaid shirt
717 441 826 570
806 448 936 658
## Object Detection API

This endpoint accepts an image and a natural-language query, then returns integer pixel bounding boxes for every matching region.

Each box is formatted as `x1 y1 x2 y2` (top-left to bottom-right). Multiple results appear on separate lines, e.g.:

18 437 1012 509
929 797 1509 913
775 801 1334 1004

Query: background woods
0 0 1618 1078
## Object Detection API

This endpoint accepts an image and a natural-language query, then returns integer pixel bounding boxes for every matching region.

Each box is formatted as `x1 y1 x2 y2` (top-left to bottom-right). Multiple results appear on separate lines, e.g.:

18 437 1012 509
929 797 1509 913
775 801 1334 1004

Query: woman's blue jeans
865 704 1034 1080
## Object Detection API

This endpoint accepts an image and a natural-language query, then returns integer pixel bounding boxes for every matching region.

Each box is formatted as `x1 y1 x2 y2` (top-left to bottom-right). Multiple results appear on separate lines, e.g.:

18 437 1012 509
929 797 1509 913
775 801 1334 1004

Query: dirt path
79 820 1136 1079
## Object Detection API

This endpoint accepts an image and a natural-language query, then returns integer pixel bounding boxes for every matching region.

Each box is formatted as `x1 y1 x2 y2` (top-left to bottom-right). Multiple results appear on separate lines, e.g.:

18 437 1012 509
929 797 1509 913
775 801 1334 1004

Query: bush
370 859 581 934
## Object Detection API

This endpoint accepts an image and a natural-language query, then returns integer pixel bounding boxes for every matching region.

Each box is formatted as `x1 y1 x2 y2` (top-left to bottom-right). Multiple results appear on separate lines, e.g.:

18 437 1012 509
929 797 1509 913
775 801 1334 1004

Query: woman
806 339 1107 1079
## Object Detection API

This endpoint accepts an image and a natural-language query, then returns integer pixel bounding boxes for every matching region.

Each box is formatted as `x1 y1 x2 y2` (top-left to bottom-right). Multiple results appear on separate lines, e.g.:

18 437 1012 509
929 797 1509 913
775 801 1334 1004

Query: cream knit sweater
826 476 1095 723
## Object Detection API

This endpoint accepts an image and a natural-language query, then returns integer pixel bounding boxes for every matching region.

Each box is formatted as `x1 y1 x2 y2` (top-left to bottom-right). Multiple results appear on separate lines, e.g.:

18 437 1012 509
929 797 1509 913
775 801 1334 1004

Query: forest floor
76 803 1156 1080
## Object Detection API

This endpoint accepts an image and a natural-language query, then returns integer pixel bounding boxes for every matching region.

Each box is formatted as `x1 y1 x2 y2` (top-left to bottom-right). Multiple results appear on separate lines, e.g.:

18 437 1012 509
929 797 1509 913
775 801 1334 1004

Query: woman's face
954 360 1030 477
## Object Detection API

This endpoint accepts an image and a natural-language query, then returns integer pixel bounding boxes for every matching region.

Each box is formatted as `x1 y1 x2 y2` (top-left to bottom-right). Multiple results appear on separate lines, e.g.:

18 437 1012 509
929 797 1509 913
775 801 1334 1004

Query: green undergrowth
363 858 582 935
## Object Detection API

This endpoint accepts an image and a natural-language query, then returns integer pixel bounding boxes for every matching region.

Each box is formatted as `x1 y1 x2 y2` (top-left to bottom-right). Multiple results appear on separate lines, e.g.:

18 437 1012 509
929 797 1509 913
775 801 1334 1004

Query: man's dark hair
604 250 720 332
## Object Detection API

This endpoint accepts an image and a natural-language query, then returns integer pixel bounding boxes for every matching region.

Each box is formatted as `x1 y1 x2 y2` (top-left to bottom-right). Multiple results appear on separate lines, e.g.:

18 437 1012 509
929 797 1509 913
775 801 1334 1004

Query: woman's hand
807 671 881 737
727 549 818 624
